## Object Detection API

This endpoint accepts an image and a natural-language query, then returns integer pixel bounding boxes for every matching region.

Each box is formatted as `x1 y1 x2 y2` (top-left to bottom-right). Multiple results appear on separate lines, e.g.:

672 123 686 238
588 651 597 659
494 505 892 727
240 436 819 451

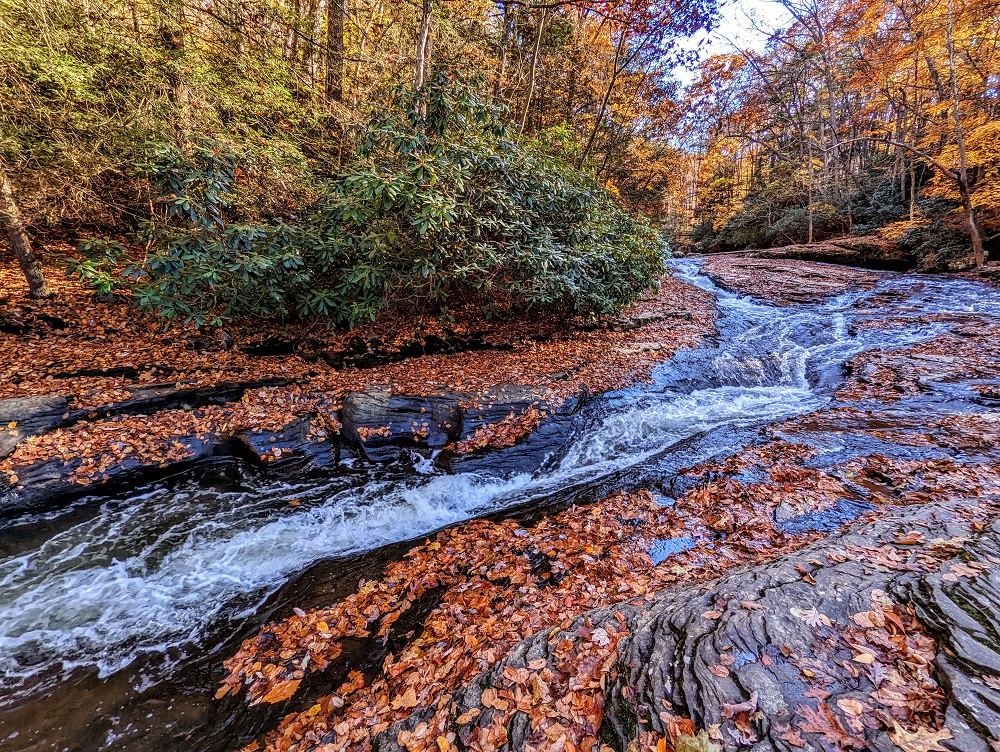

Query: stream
3 259 1000 752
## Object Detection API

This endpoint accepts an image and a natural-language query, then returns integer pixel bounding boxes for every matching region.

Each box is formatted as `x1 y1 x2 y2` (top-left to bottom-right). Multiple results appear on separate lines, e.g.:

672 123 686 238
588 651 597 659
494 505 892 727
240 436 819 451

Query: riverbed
3 259 999 751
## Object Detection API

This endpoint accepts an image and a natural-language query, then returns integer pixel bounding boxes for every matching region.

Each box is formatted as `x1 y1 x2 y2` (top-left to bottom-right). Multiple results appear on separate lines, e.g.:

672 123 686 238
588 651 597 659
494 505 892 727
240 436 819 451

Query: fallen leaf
888 724 953 752
721 691 758 718
836 698 865 716
701 610 723 620
791 607 832 628
260 678 301 704
675 731 722 752
390 687 418 710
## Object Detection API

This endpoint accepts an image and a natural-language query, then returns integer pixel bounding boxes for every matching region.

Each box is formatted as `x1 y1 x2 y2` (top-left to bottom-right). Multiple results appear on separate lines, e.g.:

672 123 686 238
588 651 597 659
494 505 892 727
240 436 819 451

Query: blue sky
675 0 793 84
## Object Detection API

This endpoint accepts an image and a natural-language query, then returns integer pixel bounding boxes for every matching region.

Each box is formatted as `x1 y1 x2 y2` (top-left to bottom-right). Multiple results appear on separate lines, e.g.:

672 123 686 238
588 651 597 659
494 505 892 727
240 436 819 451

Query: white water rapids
2 259 1000 717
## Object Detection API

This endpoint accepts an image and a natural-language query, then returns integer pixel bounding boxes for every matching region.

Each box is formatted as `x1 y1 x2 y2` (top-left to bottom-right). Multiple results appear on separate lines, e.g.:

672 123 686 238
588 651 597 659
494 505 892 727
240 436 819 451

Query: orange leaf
260 678 301 704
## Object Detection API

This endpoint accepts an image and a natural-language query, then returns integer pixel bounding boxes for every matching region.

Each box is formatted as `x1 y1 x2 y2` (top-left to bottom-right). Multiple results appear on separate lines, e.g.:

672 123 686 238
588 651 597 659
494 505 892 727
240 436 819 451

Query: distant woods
680 0 1000 268
0 0 716 303
2 0 998 307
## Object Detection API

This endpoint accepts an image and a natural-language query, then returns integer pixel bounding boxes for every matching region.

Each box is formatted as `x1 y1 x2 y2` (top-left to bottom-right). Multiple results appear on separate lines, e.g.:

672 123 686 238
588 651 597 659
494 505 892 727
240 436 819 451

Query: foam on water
0 470 533 695
3 258 999 706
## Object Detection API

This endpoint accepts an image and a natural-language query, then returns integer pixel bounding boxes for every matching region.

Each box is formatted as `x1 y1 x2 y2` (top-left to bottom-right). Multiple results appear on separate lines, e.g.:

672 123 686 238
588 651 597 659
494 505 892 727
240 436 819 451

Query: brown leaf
260 678 301 704
720 691 758 719
836 698 865 717
455 708 481 724
390 687 418 710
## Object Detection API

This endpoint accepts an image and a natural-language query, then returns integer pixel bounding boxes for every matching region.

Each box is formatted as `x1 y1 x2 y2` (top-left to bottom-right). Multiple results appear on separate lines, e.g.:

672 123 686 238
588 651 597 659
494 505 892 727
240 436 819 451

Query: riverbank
696 237 1000 281
217 260 1000 752
1 255 715 513
3 256 1000 752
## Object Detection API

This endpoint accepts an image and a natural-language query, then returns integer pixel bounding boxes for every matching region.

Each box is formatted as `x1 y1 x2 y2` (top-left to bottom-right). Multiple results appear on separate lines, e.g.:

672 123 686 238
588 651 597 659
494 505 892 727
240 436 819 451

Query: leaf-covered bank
0 253 715 507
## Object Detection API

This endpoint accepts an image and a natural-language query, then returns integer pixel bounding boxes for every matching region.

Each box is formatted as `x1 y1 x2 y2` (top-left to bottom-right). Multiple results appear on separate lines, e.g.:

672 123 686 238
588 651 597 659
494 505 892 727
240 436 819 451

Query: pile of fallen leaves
218 393 1000 752
1 256 715 485
776 595 951 751
221 475 821 752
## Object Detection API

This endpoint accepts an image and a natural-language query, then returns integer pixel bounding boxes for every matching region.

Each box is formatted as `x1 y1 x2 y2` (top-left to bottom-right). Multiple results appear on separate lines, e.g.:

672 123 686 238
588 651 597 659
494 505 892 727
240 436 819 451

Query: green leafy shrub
71 73 665 327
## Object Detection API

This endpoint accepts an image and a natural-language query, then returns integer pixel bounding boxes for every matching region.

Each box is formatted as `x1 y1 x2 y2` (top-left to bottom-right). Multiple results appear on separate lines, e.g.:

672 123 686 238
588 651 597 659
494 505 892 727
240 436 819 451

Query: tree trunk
578 24 627 166
0 164 51 299
159 0 191 143
414 0 432 89
946 0 985 266
495 2 515 104
807 137 815 244
325 0 344 102
519 8 547 133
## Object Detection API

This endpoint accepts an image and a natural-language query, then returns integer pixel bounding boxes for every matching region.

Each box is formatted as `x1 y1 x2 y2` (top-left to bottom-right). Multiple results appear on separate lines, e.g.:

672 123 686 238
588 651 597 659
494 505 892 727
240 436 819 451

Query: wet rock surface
0 394 69 459
703 238 916 271
375 498 1000 752
0 434 230 517
341 388 465 462
701 257 880 305
6 259 1000 752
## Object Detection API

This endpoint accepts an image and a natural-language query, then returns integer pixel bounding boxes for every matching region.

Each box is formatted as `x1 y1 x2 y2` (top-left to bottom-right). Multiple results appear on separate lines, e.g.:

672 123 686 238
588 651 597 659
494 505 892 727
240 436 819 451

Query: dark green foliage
70 74 665 326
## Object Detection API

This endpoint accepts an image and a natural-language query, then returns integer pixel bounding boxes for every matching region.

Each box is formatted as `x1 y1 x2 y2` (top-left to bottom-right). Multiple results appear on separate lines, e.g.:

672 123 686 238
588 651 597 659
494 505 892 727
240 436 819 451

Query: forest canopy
1 0 997 316
675 0 1000 269
0 0 716 320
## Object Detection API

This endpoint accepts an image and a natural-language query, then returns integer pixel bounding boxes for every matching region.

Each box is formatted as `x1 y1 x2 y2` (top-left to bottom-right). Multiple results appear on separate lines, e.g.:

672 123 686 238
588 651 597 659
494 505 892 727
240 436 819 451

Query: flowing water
3 260 1000 751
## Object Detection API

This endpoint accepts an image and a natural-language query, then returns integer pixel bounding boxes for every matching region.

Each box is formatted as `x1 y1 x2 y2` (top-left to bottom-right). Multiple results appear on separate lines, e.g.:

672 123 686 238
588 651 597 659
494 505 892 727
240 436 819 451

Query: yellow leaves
851 652 876 665
6 421 16 429
888 724 953 752
259 678 301 704
674 731 722 752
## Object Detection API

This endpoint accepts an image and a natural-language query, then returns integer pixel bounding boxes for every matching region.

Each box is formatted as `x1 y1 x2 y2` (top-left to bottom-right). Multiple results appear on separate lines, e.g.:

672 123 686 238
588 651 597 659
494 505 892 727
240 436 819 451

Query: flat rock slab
341 388 464 462
235 414 352 471
341 385 569 467
376 497 1000 752
0 434 227 518
702 257 880 305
